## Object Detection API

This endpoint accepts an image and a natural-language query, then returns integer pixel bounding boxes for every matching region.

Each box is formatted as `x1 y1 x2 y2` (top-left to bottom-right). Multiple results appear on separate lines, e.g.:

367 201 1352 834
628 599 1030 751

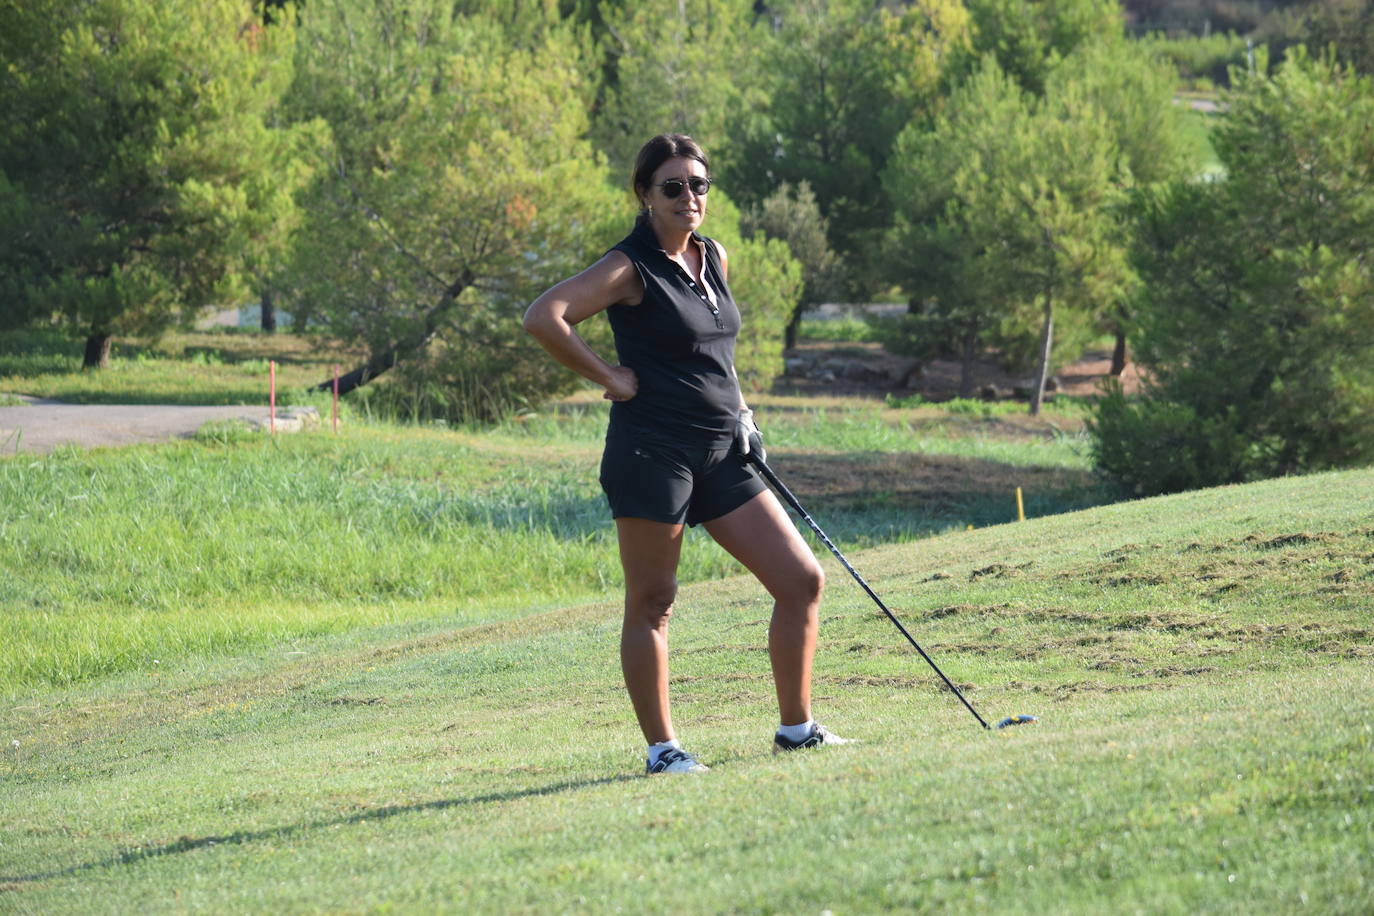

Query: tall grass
1 392 1112 694
0 432 606 690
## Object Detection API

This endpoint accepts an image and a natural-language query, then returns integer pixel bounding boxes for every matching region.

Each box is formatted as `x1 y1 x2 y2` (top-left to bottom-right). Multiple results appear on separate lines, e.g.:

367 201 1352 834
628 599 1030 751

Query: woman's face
643 156 709 235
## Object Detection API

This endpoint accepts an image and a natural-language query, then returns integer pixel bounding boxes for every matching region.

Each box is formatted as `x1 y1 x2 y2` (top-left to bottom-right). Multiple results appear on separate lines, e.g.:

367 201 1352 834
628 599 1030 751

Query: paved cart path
0 396 275 456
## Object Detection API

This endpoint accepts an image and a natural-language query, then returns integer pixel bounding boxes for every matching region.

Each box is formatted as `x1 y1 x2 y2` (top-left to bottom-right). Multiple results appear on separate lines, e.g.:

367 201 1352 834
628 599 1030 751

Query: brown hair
631 134 709 223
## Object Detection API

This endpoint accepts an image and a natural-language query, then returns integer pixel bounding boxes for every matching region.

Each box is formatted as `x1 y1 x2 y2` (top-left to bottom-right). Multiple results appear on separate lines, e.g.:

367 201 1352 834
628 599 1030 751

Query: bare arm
523 251 643 402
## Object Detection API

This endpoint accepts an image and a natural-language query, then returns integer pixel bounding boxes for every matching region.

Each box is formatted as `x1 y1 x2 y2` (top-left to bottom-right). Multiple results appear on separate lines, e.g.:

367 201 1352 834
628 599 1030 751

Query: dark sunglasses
654 176 712 199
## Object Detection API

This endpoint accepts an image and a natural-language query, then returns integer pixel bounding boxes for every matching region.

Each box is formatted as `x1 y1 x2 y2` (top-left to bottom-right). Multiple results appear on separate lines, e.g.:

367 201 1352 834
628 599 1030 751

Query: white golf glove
735 407 766 462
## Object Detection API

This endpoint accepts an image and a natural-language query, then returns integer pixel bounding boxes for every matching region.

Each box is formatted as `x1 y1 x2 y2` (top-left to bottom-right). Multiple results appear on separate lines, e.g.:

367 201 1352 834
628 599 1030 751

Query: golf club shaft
747 453 991 730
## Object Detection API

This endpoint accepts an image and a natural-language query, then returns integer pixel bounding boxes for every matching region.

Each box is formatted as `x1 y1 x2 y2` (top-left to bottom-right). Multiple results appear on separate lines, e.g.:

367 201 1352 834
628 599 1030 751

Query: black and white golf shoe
772 722 851 754
646 747 709 775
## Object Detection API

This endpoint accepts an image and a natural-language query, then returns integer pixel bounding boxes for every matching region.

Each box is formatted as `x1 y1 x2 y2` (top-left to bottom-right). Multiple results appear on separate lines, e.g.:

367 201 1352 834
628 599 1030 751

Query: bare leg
704 490 824 726
615 516 685 745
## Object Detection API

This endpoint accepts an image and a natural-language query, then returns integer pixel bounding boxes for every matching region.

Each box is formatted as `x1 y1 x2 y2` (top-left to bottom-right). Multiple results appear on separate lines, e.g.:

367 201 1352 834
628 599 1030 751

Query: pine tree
0 0 317 366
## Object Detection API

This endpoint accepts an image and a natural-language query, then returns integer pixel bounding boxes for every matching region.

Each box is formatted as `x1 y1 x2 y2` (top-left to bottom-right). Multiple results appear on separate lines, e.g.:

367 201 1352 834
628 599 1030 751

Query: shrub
798 313 873 344
867 312 962 365
1088 384 1254 495
1090 52 1374 495
702 192 802 394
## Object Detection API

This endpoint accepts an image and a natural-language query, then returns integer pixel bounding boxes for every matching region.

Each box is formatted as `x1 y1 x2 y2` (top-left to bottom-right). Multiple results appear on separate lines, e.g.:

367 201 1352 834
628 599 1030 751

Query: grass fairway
2 463 1371 913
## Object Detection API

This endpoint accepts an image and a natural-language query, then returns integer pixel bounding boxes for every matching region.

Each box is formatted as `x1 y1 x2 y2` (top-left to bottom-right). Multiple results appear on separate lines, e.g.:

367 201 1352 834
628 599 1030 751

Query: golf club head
996 714 1039 729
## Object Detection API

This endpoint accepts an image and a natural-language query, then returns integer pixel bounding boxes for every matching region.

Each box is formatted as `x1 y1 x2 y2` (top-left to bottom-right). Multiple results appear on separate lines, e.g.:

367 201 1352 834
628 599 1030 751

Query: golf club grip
748 454 991 730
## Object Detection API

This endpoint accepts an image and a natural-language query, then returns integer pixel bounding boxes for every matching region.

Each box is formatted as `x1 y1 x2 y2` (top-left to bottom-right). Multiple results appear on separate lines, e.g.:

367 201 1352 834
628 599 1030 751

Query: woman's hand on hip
602 365 639 402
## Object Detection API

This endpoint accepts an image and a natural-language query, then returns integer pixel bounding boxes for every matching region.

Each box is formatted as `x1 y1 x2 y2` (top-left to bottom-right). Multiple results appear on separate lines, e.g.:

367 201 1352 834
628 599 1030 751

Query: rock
249 406 323 434
810 357 889 382
895 362 923 389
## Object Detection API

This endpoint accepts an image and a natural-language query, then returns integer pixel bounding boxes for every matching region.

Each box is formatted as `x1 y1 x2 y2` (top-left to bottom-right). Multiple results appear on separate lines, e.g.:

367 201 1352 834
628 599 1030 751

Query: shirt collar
632 219 704 255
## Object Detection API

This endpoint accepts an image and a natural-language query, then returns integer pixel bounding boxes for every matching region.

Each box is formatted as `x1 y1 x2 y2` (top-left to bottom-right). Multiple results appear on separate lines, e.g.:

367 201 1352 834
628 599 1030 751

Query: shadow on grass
408 449 1115 548
762 450 1121 538
1 773 639 886
0 328 187 368
415 449 1118 548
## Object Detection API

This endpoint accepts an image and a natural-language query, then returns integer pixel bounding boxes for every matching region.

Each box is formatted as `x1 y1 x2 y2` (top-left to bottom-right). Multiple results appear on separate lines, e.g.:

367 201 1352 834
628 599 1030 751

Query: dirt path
0 396 274 456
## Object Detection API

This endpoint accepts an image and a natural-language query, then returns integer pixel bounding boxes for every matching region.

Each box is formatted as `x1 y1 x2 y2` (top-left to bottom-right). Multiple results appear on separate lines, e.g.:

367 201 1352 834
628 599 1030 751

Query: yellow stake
1016 486 1025 522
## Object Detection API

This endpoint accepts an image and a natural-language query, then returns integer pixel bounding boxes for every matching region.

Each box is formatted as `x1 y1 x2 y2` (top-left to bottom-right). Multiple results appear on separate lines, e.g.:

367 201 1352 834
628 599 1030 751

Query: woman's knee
807 561 826 602
626 580 678 627
772 559 824 614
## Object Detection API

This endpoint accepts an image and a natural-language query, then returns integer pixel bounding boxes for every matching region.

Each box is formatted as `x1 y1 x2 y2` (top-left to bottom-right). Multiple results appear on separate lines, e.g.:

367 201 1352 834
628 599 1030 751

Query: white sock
777 720 815 742
648 739 681 764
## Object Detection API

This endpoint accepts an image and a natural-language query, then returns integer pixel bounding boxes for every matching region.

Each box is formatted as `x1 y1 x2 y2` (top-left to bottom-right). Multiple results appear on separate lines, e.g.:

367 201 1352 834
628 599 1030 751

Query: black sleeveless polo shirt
606 221 743 447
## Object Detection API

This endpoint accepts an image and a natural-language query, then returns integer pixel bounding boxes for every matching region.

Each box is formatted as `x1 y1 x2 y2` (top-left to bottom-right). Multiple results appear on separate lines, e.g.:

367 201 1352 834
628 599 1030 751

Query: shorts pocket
599 432 693 523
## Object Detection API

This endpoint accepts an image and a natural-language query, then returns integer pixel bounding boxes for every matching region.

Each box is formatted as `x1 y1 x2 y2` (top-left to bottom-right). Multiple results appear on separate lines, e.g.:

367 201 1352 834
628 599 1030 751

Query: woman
523 134 848 774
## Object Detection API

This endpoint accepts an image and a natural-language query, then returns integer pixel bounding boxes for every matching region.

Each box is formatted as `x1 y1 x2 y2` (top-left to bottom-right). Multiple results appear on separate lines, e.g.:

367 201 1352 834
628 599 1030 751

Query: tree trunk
784 302 803 351
314 275 471 395
317 350 401 395
958 322 979 399
83 332 113 370
260 288 277 334
1029 297 1054 417
1110 328 1127 376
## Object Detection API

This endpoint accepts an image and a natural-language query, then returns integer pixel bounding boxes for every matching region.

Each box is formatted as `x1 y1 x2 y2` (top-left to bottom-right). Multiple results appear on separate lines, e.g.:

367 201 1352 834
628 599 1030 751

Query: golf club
745 451 1036 732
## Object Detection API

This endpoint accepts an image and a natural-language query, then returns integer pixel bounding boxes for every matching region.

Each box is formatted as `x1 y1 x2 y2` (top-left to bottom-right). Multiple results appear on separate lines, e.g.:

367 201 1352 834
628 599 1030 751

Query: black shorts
599 426 766 527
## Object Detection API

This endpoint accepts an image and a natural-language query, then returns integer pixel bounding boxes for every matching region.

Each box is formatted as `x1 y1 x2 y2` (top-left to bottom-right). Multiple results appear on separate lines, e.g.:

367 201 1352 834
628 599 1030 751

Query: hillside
2 463 1370 912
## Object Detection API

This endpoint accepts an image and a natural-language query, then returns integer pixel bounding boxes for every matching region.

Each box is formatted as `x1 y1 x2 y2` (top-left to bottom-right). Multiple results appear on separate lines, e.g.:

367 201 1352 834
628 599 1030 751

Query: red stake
269 360 276 435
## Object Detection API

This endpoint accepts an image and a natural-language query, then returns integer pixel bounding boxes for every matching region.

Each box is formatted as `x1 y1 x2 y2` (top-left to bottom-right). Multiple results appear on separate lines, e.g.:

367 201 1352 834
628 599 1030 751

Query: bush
349 363 541 426
702 191 802 393
1088 384 1253 495
866 312 961 364
1090 52 1374 495
798 313 872 344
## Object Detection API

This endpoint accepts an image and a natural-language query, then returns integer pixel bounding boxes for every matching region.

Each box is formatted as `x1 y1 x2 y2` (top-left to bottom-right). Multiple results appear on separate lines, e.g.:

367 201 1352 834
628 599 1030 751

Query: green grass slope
2 467 1371 913
0 403 1106 695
